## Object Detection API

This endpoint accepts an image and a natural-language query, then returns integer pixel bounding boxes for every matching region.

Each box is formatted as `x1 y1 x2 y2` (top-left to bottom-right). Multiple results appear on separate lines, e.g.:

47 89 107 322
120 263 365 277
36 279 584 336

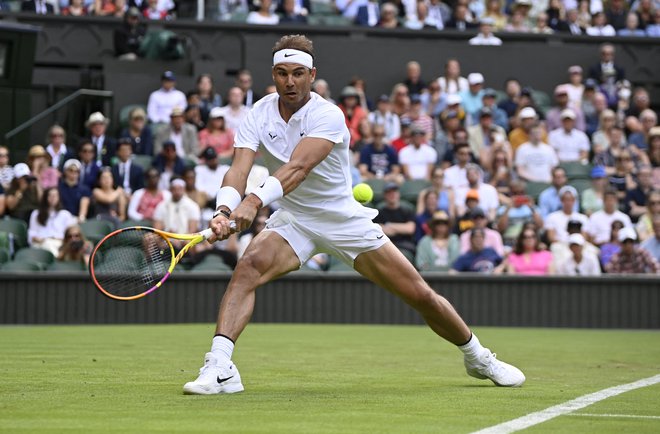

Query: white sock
211 335 234 361
457 333 485 359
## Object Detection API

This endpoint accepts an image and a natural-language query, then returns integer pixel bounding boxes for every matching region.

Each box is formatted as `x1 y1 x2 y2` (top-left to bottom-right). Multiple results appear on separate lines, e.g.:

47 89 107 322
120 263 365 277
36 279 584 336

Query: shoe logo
217 375 234 384
284 53 297 58
268 132 277 140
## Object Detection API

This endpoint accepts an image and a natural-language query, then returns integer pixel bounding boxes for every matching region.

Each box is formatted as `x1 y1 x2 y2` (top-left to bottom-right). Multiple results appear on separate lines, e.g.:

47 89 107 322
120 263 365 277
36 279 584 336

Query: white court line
471 374 660 434
569 413 660 420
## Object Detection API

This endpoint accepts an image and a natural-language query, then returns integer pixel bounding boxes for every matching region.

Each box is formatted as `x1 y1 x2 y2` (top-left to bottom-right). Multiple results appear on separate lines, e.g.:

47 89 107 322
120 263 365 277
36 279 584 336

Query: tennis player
183 35 525 395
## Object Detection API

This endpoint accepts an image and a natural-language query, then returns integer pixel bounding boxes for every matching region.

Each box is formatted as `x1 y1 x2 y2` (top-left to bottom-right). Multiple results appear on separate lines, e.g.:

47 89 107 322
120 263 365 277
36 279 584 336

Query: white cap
85 112 109 127
568 233 585 246
558 185 578 198
519 107 537 119
209 107 225 119
467 73 485 85
63 159 82 171
446 94 462 105
561 108 577 120
617 227 637 243
13 162 31 178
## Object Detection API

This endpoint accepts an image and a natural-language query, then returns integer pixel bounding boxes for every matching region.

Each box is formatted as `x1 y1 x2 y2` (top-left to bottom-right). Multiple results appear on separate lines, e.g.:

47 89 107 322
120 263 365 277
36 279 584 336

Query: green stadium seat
1 261 43 272
530 89 552 116
48 260 86 272
0 217 29 250
399 180 432 204
326 259 356 273
190 261 232 272
131 154 154 171
14 247 55 268
561 161 592 180
376 200 415 212
310 0 336 15
81 219 115 245
525 181 551 202
0 247 10 264
570 179 592 196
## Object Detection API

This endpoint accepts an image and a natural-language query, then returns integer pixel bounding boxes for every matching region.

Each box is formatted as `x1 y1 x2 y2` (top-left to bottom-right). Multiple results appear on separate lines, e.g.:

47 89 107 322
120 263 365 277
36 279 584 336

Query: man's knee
405 282 441 310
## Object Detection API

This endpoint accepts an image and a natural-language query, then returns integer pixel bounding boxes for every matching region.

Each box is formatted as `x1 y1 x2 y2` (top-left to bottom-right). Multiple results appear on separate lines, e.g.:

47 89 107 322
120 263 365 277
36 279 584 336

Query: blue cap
162 71 176 81
590 166 607 178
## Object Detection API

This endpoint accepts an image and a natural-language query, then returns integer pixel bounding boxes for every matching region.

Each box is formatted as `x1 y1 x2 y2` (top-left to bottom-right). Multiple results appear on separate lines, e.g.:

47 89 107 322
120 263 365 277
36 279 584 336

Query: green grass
1 325 659 433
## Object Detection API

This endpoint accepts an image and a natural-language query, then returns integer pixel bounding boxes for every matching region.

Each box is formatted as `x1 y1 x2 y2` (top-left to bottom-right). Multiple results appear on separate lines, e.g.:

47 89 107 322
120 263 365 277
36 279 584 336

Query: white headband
171 178 186 188
273 49 313 69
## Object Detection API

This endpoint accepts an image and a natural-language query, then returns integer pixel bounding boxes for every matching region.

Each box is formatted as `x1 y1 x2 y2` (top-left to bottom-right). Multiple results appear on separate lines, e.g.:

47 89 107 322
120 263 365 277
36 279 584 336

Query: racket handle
200 221 237 240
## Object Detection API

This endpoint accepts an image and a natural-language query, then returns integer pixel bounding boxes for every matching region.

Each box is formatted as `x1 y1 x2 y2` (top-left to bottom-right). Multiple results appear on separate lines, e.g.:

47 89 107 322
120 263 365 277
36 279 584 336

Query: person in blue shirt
58 159 91 222
451 228 503 273
538 167 579 219
358 124 402 183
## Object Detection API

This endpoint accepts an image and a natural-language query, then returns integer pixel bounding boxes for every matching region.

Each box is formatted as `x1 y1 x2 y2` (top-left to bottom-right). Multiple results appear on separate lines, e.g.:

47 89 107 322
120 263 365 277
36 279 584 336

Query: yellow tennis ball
353 183 374 204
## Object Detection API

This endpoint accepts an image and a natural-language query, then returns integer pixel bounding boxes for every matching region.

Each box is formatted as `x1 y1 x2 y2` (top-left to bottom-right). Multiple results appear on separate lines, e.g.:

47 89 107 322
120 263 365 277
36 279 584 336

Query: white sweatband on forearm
251 176 284 207
215 186 242 211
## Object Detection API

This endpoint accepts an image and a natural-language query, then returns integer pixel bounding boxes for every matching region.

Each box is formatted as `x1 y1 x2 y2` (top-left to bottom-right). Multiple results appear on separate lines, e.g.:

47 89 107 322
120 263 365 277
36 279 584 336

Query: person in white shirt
454 163 499 221
587 189 633 245
398 126 438 180
544 186 590 244
220 87 250 132
368 94 401 143
153 177 201 235
515 124 559 183
443 142 472 190
28 187 76 256
182 34 524 396
586 12 616 36
147 71 187 124
469 17 503 45
547 108 590 162
556 233 602 276
45 125 68 170
194 147 230 199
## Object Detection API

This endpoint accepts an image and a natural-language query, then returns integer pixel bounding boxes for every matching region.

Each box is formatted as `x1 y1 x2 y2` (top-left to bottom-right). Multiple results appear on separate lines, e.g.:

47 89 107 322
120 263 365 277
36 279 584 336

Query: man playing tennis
183 34 525 395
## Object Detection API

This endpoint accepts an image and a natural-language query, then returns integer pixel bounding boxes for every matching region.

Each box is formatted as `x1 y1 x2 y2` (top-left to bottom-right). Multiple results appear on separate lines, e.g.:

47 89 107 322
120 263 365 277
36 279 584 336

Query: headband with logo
273 49 313 69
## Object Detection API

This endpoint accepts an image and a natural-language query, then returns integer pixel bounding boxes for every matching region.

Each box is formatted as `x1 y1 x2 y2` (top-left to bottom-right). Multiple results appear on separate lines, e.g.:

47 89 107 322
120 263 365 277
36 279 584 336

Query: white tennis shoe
183 352 244 395
464 349 525 387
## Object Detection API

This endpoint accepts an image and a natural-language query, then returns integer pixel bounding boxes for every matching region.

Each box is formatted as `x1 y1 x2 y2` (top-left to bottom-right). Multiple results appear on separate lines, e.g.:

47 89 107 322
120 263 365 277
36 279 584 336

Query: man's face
600 46 615 63
206 157 218 170
552 169 567 187
272 63 316 108
470 231 485 250
117 144 132 161
604 194 618 212
171 184 185 201
561 193 576 211
456 146 471 164
146 171 160 188
479 115 492 129
562 117 575 131
65 166 80 183
621 239 635 255
162 79 175 91
171 115 184 129
237 73 252 91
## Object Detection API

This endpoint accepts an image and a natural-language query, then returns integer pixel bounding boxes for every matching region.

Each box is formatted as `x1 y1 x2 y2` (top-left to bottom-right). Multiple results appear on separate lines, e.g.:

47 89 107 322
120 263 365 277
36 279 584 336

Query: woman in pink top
505 228 554 275
198 107 235 160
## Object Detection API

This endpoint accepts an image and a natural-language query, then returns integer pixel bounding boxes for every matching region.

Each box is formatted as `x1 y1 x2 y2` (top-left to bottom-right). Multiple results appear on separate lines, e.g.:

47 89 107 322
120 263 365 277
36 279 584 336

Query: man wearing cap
556 233 602 276
399 126 437 181
563 65 585 111
5 163 40 222
580 166 608 216
546 85 586 133
508 107 547 153
605 227 659 274
469 17 503 46
587 188 634 245
195 147 230 201
147 71 187 124
153 177 201 238
113 7 147 60
459 73 485 126
544 185 589 244
85 112 117 167
515 123 559 184
183 35 525 395
154 106 199 160
548 108 590 163
368 94 401 144
480 88 508 130
338 86 368 149
58 159 91 223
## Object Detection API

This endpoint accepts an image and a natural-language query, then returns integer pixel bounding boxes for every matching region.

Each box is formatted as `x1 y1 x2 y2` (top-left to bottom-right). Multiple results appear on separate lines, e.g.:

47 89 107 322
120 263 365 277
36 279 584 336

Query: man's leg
183 231 301 395
353 241 525 387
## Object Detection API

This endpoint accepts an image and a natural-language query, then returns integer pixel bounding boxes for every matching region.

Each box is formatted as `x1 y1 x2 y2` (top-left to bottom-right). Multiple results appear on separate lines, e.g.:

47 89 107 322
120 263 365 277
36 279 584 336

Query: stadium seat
0 217 29 250
310 0 335 15
530 89 552 116
376 200 415 212
81 219 115 244
561 161 592 180
570 179 592 195
131 154 154 171
190 261 232 272
0 247 10 264
14 247 55 268
525 181 551 201
399 180 432 204
48 260 86 272
326 256 358 273
363 178 386 204
1 260 43 272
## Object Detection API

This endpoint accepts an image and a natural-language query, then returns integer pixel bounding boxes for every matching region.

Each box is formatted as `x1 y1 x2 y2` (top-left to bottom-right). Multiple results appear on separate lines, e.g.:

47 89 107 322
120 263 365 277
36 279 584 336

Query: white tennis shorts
264 209 389 267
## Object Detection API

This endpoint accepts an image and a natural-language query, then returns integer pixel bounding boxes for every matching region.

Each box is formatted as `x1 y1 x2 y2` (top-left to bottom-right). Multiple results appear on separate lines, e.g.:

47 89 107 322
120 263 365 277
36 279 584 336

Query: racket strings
92 229 173 298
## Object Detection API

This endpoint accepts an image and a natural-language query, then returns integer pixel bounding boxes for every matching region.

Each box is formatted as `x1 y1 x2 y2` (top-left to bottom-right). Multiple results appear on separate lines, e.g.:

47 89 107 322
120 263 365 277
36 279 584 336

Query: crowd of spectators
5 0 660 39
0 38 659 274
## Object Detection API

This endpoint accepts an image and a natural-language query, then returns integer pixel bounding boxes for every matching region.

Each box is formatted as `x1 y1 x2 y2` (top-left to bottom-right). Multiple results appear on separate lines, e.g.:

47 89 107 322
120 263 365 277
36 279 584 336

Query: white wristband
215 186 242 211
251 176 283 207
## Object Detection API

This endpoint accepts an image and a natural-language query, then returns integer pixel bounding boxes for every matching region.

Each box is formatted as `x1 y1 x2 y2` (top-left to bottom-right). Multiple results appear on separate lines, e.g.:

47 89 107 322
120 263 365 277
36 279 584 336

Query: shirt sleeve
233 109 261 152
306 105 347 144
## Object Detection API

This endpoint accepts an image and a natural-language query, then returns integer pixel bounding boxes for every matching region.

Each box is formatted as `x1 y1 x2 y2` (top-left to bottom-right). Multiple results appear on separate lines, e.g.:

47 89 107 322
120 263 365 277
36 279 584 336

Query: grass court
1 324 659 433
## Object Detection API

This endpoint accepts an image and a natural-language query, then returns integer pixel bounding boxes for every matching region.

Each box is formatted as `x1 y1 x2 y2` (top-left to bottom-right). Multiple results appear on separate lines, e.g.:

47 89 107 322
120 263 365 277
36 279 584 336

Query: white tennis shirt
234 92 376 222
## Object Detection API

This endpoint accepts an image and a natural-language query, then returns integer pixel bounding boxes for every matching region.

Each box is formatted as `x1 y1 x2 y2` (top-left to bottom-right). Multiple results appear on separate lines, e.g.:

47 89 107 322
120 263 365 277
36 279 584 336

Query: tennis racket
89 223 235 301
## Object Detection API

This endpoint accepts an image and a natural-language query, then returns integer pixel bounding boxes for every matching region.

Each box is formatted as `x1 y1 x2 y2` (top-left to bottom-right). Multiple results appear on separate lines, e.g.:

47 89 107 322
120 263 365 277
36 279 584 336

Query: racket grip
200 221 237 240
